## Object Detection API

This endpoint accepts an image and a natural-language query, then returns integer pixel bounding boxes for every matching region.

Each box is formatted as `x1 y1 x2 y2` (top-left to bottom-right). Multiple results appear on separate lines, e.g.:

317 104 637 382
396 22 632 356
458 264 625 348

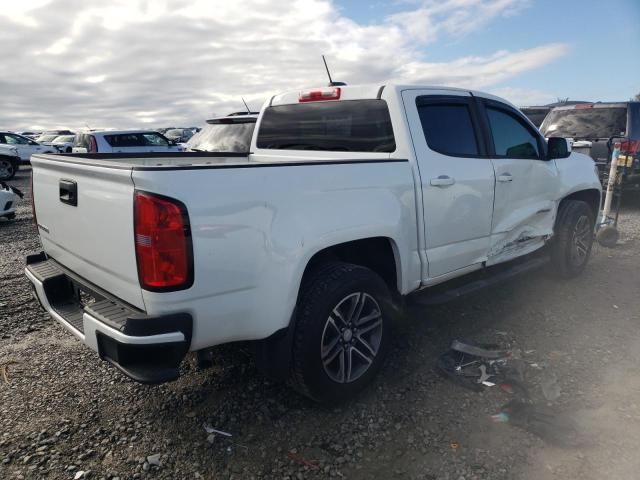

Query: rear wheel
550 200 595 277
290 262 392 403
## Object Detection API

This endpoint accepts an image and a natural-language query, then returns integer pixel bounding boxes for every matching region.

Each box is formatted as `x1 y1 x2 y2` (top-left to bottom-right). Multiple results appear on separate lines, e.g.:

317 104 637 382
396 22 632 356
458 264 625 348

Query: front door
477 98 559 264
402 90 496 279
2 133 38 161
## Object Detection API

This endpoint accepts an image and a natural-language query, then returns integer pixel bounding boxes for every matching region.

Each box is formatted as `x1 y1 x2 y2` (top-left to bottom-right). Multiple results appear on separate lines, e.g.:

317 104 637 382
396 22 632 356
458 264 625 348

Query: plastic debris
492 400 585 447
541 373 561 402
203 424 232 437
436 340 512 392
202 423 248 452
287 452 319 469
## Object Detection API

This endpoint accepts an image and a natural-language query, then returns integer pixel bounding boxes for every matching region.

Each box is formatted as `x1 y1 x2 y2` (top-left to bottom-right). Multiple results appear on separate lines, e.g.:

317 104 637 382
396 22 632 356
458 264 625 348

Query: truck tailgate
31 156 144 309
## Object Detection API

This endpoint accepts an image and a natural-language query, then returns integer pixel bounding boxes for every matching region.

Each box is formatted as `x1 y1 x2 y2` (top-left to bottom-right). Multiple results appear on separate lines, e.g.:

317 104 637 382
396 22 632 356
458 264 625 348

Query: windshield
37 134 58 142
165 129 184 138
186 122 255 152
53 135 74 143
257 100 395 152
541 107 627 139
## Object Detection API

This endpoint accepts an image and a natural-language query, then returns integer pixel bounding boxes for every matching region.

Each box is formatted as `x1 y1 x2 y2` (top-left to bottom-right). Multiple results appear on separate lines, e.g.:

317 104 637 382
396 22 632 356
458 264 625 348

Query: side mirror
547 137 571 159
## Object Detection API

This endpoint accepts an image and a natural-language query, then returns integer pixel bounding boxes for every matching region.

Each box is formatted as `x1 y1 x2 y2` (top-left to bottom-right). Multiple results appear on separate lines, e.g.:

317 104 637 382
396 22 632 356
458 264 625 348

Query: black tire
290 262 392 404
550 200 595 277
0 157 17 180
5 213 16 220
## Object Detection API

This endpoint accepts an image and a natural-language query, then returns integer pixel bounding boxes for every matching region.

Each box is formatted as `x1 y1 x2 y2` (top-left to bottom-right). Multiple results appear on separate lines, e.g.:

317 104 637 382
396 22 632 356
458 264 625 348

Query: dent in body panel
486 205 555 266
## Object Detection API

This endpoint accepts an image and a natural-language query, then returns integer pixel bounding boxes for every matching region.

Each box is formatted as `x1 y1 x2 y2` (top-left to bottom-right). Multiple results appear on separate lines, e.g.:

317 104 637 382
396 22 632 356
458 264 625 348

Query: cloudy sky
1 0 639 131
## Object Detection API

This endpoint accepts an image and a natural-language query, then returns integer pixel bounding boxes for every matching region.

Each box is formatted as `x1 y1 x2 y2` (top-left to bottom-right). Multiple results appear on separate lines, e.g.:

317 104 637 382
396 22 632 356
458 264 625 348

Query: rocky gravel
1 167 640 479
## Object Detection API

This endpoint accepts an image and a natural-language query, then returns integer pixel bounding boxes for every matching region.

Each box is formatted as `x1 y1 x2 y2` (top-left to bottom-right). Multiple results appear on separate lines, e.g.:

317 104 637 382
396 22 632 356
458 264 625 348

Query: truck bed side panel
132 160 419 350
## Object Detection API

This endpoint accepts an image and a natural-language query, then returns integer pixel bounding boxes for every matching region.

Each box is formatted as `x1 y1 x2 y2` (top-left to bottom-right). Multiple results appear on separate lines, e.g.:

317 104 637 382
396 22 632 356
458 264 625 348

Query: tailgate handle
59 179 77 206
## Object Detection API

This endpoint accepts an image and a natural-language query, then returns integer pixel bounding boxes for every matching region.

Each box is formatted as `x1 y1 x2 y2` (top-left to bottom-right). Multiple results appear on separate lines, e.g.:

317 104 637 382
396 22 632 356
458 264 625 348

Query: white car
71 130 185 154
27 84 601 403
0 182 20 220
0 131 57 163
51 135 76 153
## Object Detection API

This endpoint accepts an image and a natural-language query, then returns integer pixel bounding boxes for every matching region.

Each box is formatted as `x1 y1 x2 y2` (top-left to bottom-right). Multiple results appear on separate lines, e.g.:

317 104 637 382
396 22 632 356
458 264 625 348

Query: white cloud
489 87 556 107
1 0 567 130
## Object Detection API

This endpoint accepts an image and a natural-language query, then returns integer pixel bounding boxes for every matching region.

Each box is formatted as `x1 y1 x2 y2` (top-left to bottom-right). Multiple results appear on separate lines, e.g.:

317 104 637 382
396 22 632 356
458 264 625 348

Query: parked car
0 150 21 180
71 130 185 154
0 181 21 220
164 128 195 143
51 135 76 153
0 131 57 163
36 130 75 145
540 102 640 190
521 100 591 128
186 112 258 152
20 131 42 140
26 84 600 403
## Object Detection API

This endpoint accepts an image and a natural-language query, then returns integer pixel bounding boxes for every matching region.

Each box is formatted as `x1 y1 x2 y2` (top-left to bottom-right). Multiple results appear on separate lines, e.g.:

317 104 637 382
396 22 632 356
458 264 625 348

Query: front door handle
497 173 513 182
430 175 455 187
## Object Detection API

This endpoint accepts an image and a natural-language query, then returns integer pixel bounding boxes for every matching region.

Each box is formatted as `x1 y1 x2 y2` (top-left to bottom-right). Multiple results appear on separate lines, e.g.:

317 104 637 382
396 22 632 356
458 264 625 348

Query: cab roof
268 83 518 110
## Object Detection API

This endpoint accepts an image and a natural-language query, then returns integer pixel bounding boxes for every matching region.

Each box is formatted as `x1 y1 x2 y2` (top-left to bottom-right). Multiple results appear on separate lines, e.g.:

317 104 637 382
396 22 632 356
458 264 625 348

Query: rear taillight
621 140 639 155
299 87 341 102
88 135 98 153
134 191 193 291
30 169 37 225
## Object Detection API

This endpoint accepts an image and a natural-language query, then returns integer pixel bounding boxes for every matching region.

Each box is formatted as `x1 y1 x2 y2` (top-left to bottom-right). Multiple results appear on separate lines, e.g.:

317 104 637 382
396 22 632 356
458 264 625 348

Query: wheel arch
300 236 402 298
558 188 601 224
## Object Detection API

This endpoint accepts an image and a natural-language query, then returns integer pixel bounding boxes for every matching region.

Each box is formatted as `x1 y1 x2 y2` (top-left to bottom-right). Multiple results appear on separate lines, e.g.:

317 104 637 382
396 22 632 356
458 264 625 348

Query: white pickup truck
26 84 601 403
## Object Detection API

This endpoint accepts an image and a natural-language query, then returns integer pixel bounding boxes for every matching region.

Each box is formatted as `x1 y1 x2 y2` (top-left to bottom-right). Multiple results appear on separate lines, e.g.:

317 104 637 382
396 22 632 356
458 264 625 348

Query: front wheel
550 200 595 277
0 157 17 180
290 262 392 404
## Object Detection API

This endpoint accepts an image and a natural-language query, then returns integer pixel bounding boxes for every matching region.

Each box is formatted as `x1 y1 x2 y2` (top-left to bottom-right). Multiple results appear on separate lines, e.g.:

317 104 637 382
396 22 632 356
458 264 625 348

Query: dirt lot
1 167 640 480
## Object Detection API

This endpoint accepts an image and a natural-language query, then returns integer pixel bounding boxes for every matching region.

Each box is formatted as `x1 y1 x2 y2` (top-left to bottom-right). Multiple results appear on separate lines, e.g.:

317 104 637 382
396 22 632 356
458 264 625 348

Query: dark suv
540 102 640 190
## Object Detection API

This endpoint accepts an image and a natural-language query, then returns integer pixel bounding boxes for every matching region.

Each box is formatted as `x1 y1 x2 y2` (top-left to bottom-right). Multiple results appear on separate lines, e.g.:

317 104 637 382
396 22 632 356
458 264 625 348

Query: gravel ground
1 167 640 480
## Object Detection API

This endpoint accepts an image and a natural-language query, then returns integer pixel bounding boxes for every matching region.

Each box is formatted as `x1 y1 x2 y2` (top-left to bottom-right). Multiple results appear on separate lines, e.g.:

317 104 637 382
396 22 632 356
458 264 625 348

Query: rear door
31 156 144 308
402 90 495 278
477 97 559 264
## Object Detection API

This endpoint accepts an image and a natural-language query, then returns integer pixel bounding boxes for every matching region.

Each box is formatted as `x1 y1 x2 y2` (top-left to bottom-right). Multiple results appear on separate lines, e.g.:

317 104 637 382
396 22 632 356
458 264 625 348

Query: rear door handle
430 175 455 187
497 173 513 182
59 179 77 206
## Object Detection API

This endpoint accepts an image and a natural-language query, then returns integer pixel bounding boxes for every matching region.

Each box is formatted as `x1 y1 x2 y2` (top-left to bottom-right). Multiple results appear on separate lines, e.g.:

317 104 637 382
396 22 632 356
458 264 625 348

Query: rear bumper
25 252 192 384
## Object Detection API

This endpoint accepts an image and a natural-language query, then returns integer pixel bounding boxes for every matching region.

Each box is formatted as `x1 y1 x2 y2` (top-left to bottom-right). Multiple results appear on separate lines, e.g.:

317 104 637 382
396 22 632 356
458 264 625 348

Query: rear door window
257 100 395 152
104 134 144 147
541 107 627 139
416 101 480 156
486 107 541 159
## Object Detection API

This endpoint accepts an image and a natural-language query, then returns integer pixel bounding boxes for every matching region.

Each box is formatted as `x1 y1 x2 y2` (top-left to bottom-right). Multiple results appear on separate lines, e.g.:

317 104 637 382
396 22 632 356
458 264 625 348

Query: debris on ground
287 451 319 469
435 339 527 395
492 400 586 448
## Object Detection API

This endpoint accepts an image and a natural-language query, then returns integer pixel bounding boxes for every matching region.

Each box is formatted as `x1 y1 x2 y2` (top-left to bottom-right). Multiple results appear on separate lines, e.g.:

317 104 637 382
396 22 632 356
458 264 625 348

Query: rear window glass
541 107 627 139
104 134 144 147
257 100 395 152
187 123 255 152
417 103 478 156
